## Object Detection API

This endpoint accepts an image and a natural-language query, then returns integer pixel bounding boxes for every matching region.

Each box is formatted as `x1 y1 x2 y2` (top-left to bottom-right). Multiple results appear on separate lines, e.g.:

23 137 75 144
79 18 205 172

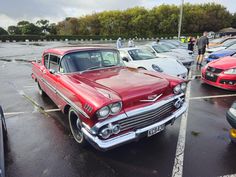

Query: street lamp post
178 0 184 40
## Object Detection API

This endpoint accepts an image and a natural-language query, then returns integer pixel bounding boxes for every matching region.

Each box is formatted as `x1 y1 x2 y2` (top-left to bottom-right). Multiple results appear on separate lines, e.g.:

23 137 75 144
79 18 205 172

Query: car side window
44 54 49 68
49 54 60 71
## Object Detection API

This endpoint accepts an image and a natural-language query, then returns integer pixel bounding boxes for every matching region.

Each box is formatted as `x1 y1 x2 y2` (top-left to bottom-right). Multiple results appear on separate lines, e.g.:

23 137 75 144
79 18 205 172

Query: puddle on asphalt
191 131 200 137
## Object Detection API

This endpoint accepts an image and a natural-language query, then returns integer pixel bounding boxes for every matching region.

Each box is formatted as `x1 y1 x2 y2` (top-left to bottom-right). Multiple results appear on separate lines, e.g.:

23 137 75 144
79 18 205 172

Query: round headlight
97 106 110 119
99 127 111 139
181 82 187 92
152 64 163 72
112 124 121 134
110 102 122 114
173 84 181 94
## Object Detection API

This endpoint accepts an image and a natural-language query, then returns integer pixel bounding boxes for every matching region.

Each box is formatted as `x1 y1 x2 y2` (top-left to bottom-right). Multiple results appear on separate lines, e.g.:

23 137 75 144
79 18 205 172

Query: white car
119 47 188 80
143 43 194 69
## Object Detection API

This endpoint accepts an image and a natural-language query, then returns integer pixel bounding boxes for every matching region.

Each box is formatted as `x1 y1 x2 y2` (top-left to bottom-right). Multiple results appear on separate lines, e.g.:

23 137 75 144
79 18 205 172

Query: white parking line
4 108 61 117
190 94 236 100
23 85 35 88
172 70 192 177
44 108 60 113
4 111 26 116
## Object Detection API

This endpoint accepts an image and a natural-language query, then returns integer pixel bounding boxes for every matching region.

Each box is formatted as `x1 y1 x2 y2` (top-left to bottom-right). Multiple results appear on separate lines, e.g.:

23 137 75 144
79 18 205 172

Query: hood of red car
209 56 236 70
68 67 171 108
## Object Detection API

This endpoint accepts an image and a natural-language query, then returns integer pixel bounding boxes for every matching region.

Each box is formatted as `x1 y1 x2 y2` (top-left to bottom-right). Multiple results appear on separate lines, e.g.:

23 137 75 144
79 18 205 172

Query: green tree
36 19 50 34
0 27 8 35
8 26 21 35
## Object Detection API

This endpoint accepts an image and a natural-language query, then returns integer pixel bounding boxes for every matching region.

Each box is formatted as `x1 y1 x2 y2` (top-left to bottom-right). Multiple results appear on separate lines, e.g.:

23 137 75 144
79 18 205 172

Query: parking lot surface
1 42 236 177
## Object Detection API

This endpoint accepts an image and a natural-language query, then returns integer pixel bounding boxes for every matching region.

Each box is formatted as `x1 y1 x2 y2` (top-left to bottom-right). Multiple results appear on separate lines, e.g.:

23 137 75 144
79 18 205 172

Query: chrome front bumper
82 102 187 151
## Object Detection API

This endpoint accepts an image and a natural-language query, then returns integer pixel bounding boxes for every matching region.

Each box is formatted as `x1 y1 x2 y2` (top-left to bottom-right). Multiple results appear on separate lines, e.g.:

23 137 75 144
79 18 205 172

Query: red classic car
32 47 187 150
201 56 236 91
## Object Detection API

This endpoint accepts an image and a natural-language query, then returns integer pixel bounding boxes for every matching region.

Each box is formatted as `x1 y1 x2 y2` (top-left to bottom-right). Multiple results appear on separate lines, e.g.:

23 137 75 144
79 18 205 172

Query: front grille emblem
140 94 163 102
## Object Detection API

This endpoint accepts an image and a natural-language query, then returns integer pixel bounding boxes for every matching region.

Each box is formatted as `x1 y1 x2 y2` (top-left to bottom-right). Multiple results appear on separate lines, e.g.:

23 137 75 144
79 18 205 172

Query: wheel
37 82 47 97
68 108 87 146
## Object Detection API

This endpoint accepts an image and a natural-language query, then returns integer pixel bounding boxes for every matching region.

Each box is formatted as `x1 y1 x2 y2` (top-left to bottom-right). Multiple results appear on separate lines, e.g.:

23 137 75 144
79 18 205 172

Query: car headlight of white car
224 68 236 74
152 64 163 72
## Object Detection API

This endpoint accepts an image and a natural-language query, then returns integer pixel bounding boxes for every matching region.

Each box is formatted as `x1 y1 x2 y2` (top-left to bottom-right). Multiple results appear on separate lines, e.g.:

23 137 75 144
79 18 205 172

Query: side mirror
49 69 56 74
122 57 129 62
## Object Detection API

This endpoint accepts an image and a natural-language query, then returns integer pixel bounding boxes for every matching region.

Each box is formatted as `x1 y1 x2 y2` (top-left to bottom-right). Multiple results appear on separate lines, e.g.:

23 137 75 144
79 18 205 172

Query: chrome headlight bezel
97 102 122 120
110 102 122 115
173 82 187 94
96 106 110 119
173 84 181 94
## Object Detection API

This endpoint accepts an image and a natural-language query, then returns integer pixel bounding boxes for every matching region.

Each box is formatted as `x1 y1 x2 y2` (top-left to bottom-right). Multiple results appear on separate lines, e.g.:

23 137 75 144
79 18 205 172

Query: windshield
223 40 236 47
128 48 156 60
152 44 171 53
60 50 123 73
161 42 177 49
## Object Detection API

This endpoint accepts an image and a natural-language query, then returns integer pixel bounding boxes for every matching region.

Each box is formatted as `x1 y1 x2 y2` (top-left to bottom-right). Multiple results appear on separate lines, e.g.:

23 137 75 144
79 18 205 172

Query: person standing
196 31 209 66
116 37 122 49
128 38 135 47
188 36 194 51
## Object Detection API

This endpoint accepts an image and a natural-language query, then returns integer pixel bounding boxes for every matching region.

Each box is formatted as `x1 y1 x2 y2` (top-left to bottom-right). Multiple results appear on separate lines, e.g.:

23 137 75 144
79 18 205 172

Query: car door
43 53 62 106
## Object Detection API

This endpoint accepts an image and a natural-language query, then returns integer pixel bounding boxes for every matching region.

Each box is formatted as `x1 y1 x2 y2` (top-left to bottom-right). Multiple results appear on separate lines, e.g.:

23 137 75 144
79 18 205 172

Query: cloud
0 0 235 29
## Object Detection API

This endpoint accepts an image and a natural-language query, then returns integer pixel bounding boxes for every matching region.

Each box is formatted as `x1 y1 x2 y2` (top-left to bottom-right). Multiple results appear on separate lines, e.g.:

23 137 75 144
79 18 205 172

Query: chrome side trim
34 72 90 118
91 93 184 133
82 102 187 150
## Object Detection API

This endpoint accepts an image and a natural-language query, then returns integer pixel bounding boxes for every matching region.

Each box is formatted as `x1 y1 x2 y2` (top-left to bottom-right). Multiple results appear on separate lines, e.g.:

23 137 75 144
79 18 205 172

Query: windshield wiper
82 66 101 73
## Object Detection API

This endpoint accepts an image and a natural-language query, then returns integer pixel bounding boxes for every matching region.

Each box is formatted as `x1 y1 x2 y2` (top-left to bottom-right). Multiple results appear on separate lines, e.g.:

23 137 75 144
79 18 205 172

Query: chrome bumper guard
82 102 187 151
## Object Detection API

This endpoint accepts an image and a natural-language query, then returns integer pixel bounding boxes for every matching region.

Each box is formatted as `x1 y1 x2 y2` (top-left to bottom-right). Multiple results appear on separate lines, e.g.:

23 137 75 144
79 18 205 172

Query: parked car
205 39 236 59
206 44 236 63
119 47 188 79
32 47 188 150
0 106 7 177
226 101 236 143
209 37 236 47
201 56 236 91
162 40 188 49
159 41 193 55
144 43 194 69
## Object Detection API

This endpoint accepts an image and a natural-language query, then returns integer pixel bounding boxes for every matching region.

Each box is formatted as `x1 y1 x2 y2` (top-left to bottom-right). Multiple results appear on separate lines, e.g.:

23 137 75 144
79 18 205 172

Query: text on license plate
147 124 165 137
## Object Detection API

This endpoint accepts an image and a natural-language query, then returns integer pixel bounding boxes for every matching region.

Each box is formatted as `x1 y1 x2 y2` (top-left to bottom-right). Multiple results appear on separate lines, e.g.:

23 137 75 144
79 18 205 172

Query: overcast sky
0 0 235 29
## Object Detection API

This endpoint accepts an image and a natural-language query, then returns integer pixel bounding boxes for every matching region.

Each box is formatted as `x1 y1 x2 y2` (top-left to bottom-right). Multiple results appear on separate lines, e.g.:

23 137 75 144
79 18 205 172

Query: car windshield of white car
128 49 156 60
152 44 171 53
60 50 123 73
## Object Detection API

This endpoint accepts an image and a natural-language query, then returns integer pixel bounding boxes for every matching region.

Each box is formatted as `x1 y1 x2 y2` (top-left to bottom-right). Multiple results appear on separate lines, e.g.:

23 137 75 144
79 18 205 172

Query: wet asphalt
0 43 236 177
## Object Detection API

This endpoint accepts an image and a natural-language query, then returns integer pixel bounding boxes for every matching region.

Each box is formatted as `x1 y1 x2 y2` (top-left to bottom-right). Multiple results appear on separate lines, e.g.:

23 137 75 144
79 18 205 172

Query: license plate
147 124 165 137
206 72 214 77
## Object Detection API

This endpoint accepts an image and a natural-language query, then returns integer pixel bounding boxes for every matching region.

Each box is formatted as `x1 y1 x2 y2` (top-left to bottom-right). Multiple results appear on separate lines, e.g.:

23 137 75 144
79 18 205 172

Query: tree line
1 3 236 38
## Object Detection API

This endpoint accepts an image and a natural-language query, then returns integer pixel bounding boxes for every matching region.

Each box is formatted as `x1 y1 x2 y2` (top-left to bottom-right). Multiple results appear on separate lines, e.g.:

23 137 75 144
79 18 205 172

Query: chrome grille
118 100 176 132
